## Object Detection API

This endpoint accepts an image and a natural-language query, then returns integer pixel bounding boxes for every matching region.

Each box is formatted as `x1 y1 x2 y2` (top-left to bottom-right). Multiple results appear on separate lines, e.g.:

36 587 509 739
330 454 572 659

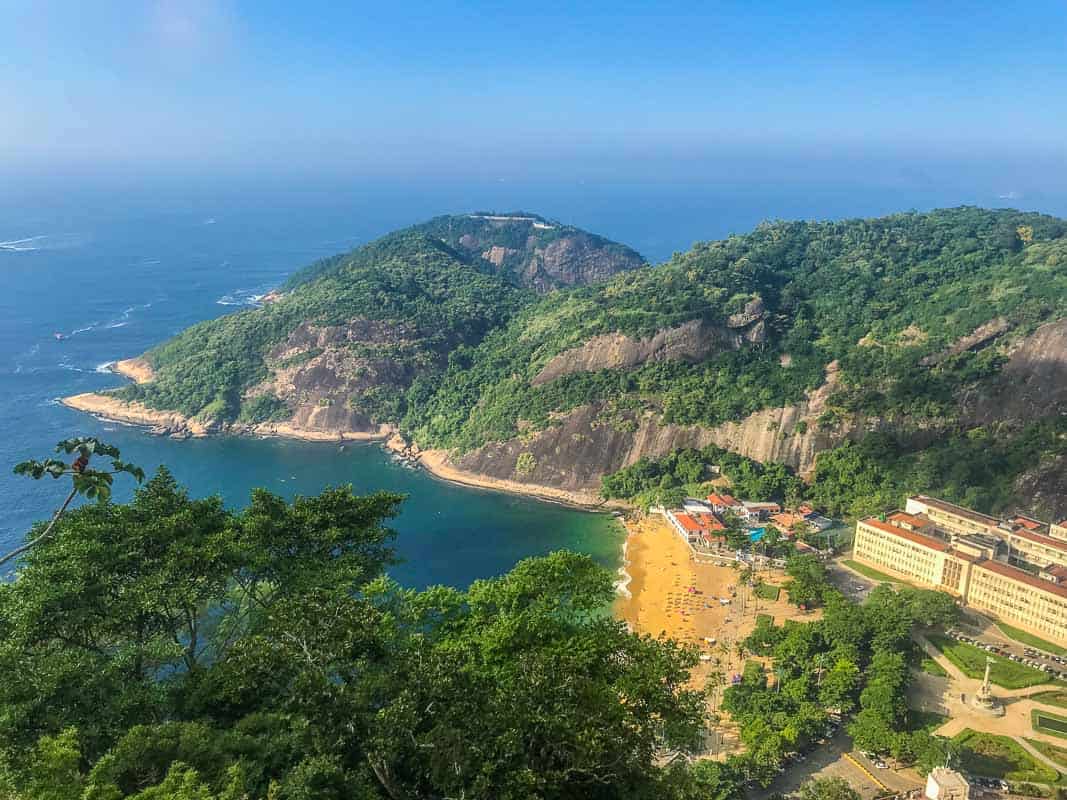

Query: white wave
614 538 632 598
104 321 130 329
203 217 217 225
95 361 116 374
216 287 270 307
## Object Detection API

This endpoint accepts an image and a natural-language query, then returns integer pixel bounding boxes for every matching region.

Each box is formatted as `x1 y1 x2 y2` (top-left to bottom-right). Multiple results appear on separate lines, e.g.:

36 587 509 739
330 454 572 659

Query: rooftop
888 511 935 529
975 558 1067 600
911 494 999 528
860 516 951 552
1008 526 1067 555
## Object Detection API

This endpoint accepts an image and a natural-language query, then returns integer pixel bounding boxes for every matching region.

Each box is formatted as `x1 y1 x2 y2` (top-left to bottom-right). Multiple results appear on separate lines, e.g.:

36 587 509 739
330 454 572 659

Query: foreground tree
797 777 861 800
0 458 708 799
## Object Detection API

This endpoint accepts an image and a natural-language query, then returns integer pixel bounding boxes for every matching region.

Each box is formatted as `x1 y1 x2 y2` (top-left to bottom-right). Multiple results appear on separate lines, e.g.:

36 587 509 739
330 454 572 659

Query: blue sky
3 1 1066 179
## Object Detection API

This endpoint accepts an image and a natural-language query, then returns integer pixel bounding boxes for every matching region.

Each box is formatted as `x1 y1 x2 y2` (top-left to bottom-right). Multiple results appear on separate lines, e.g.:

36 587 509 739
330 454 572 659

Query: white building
925 767 969 800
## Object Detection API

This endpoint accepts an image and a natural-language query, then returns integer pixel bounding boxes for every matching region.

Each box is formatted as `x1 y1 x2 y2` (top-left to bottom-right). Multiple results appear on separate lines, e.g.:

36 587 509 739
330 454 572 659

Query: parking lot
946 627 1067 681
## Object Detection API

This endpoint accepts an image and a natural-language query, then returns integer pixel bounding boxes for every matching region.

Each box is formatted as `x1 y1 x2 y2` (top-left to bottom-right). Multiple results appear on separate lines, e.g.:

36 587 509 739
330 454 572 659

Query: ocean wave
614 538 632 598
95 361 116 374
217 286 271 307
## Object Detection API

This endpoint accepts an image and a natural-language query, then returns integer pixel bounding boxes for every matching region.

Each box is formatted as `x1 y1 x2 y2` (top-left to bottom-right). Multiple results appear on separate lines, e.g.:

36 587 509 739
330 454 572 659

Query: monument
971 656 1005 716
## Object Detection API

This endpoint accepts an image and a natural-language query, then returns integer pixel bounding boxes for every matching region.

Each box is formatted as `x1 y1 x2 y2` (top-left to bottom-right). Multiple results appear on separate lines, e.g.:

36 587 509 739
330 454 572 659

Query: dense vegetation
118 233 526 421
599 444 802 509
807 417 1067 519
405 207 1067 452
727 579 961 784
0 467 716 799
98 208 1067 519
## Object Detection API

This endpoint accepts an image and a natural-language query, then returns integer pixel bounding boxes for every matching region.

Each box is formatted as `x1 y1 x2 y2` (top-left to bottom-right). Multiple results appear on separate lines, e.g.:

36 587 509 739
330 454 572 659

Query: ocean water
3 175 1064 586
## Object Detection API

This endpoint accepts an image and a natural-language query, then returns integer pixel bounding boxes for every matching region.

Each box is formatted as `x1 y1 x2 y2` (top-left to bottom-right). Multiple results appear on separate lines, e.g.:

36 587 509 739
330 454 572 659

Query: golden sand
614 515 818 686
414 448 614 509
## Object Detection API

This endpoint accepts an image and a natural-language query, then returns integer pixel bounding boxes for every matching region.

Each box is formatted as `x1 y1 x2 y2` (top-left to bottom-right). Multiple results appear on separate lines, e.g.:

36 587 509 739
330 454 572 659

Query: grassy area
841 559 908 584
954 729 1060 784
754 583 780 601
996 623 1067 656
1031 690 1067 710
1026 739 1067 772
1032 708 1067 741
927 633 1051 689
921 657 949 678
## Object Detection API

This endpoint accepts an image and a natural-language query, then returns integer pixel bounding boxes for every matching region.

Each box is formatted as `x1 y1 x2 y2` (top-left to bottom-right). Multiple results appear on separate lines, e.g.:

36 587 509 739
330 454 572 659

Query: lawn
1032 708 1067 741
921 657 949 678
996 622 1067 656
1031 690 1067 710
927 633 1051 689
754 583 780 601
954 729 1060 784
842 559 907 584
1026 738 1067 772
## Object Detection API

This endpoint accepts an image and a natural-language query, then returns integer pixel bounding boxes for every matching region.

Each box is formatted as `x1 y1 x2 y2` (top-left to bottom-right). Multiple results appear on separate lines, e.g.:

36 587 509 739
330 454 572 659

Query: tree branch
0 485 79 567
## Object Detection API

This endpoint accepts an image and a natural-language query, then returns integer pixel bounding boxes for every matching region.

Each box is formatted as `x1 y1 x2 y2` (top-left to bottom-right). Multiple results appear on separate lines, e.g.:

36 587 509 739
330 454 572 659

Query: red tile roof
975 559 1067 601
1012 516 1044 531
860 517 951 552
675 513 702 533
707 493 739 507
1009 527 1067 554
888 511 935 529
698 513 725 531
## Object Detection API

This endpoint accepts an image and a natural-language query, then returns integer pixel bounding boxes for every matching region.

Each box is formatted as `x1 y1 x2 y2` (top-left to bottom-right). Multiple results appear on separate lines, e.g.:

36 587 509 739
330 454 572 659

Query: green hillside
405 207 1067 451
118 232 528 422
104 207 1067 516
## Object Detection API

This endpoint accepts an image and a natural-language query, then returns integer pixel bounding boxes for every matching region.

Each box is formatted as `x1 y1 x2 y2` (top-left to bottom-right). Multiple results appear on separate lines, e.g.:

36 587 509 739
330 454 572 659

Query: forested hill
103 207 1067 517
285 212 646 292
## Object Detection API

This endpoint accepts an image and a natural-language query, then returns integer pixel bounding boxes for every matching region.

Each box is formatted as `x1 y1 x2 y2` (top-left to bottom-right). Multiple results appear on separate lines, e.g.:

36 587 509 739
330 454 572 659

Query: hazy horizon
4 1 1065 202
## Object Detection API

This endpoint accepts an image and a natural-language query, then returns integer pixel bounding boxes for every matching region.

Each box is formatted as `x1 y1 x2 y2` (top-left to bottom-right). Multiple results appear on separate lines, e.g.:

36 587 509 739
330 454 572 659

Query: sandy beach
614 515 817 690
414 448 614 509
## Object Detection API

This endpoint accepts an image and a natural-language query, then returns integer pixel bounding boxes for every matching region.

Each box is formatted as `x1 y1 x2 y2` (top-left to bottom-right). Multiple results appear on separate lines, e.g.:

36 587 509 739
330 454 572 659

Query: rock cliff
532 313 766 386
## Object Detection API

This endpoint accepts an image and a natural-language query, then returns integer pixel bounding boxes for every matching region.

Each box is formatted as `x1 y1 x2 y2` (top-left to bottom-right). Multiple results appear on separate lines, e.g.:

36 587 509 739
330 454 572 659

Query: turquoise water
5 176 1063 585
47 409 624 589
0 185 626 586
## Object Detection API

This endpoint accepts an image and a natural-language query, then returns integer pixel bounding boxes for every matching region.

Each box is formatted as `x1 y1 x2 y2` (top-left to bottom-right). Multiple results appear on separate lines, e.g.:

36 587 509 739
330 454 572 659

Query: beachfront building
666 509 726 549
706 493 745 517
853 496 1067 646
741 501 780 521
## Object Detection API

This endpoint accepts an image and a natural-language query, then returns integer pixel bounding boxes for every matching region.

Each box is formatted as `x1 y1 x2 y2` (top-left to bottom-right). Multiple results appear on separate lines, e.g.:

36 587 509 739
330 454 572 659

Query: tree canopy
0 468 710 799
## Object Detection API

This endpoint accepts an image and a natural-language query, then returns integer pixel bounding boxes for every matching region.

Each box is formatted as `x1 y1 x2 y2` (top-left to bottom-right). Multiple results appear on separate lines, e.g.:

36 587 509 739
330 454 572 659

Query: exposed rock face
429 215 646 292
448 363 877 492
521 234 644 291
1014 454 1067 523
247 318 434 435
968 318 1067 423
922 316 1012 366
532 315 767 386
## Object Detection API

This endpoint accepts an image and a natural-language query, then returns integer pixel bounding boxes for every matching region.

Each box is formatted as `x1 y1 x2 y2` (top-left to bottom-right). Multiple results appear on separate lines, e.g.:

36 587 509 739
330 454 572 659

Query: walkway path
910 633 1067 777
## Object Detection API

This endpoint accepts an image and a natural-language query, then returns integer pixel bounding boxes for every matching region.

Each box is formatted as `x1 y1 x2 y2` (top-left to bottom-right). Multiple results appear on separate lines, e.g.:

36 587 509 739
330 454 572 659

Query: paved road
749 731 921 800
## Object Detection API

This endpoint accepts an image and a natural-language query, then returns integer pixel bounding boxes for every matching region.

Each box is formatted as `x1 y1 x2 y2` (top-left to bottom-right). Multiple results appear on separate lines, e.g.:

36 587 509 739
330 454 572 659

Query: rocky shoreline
383 433 622 511
63 360 621 511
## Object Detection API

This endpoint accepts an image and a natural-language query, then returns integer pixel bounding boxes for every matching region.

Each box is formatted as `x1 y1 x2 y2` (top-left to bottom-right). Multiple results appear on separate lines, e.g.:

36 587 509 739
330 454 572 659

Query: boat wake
0 233 86 252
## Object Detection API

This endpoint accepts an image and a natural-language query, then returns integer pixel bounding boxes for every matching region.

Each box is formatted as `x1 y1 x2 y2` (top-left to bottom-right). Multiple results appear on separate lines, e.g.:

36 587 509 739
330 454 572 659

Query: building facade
854 497 1067 647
